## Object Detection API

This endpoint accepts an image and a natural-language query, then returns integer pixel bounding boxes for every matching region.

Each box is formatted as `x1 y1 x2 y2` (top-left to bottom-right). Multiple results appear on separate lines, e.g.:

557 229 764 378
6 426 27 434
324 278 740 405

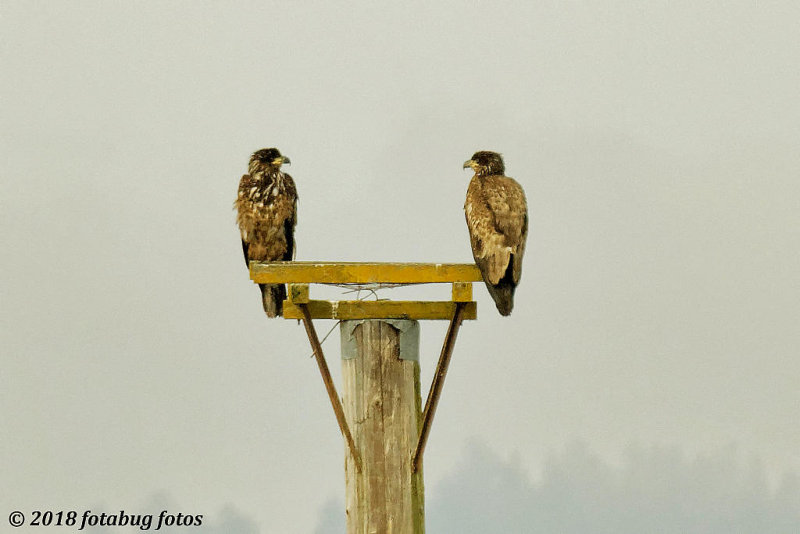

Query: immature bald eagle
235 148 297 317
463 151 528 316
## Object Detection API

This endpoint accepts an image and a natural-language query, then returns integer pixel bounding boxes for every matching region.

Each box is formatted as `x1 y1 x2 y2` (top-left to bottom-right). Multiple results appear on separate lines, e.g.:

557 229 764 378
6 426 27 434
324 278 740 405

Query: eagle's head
463 151 504 176
249 147 291 174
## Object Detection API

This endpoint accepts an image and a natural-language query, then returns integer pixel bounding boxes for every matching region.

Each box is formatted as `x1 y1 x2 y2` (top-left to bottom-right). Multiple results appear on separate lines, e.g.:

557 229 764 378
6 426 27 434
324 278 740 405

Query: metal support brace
298 303 363 473
412 301 466 472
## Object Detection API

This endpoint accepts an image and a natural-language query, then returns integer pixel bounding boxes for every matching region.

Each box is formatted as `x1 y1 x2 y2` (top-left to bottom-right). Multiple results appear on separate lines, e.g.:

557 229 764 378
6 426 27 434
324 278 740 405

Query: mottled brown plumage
235 148 297 317
463 151 528 316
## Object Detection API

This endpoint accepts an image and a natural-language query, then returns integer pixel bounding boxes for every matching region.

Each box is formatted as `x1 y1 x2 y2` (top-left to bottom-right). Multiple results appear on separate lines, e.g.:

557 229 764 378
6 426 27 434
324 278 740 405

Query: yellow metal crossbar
283 300 477 321
249 261 481 320
250 261 482 284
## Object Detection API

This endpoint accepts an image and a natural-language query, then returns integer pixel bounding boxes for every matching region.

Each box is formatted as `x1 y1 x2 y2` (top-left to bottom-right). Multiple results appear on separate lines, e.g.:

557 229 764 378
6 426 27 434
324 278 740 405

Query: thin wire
307 283 419 357
309 320 342 358
325 282 421 292
324 282 420 302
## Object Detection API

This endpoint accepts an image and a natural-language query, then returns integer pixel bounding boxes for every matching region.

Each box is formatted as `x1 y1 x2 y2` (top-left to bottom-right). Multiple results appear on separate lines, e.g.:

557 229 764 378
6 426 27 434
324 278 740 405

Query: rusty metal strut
412 302 466 472
298 303 363 473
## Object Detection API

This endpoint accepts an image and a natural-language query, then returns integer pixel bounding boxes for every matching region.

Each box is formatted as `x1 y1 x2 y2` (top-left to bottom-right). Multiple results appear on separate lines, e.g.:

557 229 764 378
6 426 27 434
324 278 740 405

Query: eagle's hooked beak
274 156 291 166
463 159 476 170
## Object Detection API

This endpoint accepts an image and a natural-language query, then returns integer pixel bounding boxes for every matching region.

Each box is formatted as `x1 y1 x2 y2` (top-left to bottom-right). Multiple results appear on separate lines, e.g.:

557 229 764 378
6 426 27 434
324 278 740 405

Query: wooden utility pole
249 262 480 534
341 319 424 534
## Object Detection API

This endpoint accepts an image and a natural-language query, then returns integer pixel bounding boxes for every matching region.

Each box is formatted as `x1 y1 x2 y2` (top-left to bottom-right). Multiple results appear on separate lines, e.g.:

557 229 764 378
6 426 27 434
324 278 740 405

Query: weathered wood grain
342 320 425 534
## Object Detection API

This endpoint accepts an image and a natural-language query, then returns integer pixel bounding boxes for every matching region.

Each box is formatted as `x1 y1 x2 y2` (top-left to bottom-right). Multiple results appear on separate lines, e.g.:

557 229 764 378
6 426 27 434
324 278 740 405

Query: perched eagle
463 151 528 316
235 148 297 317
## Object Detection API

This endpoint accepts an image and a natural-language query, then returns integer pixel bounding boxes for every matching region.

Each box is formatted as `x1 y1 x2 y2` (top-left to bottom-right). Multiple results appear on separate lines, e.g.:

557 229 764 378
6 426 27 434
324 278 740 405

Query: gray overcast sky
2 1 799 532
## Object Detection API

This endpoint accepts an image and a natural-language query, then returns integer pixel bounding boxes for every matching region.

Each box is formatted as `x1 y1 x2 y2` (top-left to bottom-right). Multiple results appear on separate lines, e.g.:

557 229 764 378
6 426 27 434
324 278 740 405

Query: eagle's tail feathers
259 283 286 318
485 257 517 316
487 282 515 316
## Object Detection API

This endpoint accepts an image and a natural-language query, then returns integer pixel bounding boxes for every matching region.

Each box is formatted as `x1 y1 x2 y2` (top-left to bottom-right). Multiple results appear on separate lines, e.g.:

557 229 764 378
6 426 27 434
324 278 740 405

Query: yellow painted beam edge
282 300 477 320
251 261 482 284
